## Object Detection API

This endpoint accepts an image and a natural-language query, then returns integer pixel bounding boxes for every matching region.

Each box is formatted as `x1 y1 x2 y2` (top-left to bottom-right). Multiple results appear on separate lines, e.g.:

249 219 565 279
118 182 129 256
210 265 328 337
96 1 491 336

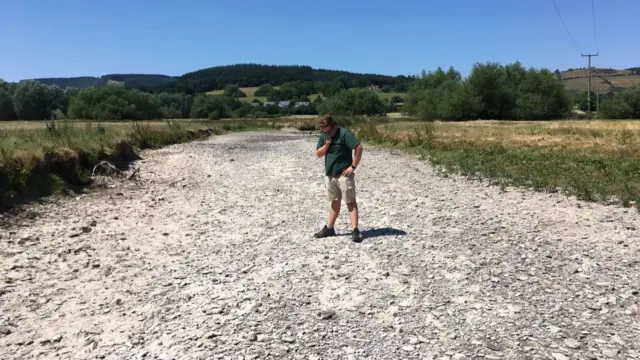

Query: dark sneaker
351 228 363 242
314 225 336 238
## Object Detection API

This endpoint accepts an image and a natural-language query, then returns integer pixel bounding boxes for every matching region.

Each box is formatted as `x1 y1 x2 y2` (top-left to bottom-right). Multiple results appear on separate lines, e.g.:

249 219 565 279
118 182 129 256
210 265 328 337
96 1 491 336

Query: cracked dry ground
1 130 640 360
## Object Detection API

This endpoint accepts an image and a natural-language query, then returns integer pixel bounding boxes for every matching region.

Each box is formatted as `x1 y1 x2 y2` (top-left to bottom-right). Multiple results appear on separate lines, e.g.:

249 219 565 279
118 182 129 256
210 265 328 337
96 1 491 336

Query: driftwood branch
126 167 140 180
90 161 140 185
91 161 122 177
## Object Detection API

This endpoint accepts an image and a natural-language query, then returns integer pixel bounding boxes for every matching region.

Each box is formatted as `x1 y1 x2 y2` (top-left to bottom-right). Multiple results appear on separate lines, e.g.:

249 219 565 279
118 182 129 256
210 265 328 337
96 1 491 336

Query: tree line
402 61 640 121
564 88 639 118
0 80 311 121
0 78 402 121
3 61 639 121
405 61 575 121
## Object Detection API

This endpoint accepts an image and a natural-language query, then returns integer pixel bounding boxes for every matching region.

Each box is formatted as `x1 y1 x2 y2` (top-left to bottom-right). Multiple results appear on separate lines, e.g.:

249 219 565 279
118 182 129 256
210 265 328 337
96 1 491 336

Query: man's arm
351 143 363 168
316 141 331 157
344 130 362 168
339 130 363 177
316 134 330 157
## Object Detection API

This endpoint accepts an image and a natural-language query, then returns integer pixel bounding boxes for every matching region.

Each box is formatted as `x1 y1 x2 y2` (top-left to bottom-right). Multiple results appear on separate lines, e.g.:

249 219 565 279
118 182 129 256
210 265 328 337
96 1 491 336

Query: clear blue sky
1 0 637 82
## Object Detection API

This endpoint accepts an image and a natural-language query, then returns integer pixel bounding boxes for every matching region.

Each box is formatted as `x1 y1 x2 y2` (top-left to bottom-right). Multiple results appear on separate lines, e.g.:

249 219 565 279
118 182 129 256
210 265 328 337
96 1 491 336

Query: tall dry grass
354 119 640 209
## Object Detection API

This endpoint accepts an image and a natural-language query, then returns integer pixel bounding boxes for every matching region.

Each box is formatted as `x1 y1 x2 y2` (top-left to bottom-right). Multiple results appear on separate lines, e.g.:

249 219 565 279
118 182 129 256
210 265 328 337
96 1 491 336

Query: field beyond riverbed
356 119 640 208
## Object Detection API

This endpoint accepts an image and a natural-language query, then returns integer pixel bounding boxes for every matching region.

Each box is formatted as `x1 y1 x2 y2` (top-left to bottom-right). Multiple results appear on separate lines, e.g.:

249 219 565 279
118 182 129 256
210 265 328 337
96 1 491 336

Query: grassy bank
0 119 278 211
8 116 633 213
353 119 640 209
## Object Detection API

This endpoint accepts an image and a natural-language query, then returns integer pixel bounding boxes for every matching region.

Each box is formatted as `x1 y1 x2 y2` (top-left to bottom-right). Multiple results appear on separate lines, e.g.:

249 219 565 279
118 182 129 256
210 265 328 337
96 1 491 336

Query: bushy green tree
223 84 247 98
67 86 161 120
189 94 233 119
264 81 317 101
1 80 72 120
599 99 634 119
392 76 410 92
232 101 260 118
599 86 640 119
390 95 404 104
321 76 351 97
405 62 571 121
514 67 572 120
13 80 50 120
266 89 284 102
466 62 517 119
318 88 386 116
0 89 17 120
281 81 315 99
254 84 274 97
573 91 596 112
156 92 193 118
403 67 478 121
46 84 69 115
436 81 483 121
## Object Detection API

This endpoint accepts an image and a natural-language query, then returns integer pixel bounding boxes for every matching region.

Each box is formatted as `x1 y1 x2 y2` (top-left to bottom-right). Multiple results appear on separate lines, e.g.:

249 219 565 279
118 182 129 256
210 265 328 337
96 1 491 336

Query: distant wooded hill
27 64 413 94
147 64 414 94
33 74 177 90
24 64 640 95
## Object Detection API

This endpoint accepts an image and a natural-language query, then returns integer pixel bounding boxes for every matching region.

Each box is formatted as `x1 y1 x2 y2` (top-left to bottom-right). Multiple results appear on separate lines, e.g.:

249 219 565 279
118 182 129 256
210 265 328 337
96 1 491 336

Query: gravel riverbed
1 130 639 360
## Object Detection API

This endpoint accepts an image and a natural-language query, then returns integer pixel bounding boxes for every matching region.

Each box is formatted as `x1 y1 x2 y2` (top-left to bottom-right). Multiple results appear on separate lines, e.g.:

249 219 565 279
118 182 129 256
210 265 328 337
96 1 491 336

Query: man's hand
345 143 363 174
341 166 354 177
316 138 332 158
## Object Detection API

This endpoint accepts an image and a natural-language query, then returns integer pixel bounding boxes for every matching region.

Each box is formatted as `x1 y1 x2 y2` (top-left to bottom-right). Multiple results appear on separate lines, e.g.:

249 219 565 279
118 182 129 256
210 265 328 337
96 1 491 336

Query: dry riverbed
1 130 640 360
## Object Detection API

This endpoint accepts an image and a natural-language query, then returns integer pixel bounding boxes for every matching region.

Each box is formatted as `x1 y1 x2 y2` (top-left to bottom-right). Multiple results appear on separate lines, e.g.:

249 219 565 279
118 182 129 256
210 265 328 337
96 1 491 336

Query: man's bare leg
347 201 361 242
347 201 358 230
327 200 341 228
315 200 341 238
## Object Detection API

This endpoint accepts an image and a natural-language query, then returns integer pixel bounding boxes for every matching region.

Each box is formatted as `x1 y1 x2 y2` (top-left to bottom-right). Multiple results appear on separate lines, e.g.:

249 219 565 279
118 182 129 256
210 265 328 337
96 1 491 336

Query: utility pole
581 52 598 120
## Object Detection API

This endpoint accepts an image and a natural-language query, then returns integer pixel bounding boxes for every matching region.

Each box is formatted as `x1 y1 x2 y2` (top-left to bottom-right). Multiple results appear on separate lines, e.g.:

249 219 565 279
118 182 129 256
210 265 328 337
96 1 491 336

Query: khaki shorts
326 173 356 204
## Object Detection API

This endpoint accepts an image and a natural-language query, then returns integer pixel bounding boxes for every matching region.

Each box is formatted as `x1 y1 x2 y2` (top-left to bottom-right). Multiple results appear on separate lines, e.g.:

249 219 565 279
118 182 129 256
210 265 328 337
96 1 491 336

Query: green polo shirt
316 126 360 176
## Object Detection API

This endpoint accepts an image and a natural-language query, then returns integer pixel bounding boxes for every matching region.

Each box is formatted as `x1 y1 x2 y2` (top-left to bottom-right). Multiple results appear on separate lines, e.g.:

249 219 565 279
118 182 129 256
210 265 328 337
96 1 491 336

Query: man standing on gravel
314 115 363 242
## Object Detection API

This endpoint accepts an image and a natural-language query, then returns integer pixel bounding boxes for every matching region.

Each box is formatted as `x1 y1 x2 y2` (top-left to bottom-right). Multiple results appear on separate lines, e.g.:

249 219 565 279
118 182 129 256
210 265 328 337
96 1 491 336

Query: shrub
599 86 640 119
318 89 387 116
405 62 571 121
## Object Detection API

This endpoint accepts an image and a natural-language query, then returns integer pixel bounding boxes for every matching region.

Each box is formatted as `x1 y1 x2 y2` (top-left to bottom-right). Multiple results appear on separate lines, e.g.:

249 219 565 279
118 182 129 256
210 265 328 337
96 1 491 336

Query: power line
551 0 578 50
591 0 599 50
582 53 599 120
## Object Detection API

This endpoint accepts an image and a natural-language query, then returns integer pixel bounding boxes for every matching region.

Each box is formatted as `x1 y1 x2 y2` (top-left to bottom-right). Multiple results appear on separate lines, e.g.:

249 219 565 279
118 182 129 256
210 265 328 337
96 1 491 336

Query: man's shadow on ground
338 227 407 243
